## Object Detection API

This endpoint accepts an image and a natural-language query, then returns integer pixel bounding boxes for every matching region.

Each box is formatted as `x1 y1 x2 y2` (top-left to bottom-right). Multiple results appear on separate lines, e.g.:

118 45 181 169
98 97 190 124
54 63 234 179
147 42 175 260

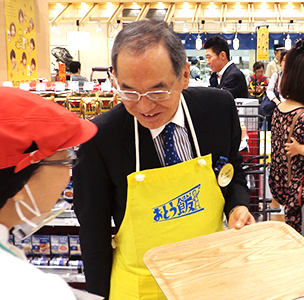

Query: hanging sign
4 0 38 86
257 26 269 61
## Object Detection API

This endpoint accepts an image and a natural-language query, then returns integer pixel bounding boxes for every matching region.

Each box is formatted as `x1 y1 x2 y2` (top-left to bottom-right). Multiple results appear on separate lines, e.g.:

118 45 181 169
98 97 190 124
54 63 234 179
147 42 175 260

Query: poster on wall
257 26 269 61
4 0 38 86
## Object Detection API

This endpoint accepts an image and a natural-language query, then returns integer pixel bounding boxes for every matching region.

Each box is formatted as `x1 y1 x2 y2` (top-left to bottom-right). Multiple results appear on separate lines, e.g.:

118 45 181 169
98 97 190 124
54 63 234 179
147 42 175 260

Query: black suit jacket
219 63 248 99
73 87 249 299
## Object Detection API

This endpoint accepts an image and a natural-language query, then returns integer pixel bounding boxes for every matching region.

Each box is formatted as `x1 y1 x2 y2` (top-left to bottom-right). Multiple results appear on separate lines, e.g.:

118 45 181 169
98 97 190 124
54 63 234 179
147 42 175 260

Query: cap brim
62 118 98 150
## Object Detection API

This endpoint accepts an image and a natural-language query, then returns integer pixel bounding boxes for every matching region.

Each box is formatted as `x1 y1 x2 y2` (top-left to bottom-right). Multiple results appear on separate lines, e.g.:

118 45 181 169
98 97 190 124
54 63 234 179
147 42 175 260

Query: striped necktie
162 122 182 166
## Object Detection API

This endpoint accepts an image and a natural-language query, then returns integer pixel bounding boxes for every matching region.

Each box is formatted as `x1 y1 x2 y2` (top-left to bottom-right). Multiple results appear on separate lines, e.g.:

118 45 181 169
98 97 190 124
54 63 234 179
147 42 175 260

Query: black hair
280 40 304 104
69 61 81 74
0 165 39 210
253 61 264 71
111 20 186 77
280 49 288 63
0 142 39 210
204 35 230 61
30 38 35 50
10 49 16 60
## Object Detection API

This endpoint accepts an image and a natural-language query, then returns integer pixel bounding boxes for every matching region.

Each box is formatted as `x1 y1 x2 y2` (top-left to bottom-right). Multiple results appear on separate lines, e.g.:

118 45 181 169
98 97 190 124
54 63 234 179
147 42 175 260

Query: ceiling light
285 34 292 50
96 22 102 32
233 33 240 50
158 2 164 9
183 22 188 33
196 35 202 50
51 25 59 34
108 37 114 50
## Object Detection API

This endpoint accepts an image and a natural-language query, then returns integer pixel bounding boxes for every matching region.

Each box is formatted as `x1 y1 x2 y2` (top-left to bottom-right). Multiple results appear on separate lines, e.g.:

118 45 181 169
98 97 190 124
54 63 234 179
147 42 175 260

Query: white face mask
14 184 51 229
13 184 71 240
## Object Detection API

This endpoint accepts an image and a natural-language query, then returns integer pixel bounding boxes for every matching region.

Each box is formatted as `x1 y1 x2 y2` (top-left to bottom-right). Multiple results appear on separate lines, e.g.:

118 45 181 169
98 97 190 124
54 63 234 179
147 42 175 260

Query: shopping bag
260 95 276 117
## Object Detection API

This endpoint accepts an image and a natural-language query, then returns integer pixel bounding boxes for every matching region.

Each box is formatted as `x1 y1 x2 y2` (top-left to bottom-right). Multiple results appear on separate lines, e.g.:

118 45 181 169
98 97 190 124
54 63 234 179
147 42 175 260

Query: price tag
83 82 95 91
36 83 46 91
19 82 30 90
68 81 79 92
55 82 66 91
3 81 13 87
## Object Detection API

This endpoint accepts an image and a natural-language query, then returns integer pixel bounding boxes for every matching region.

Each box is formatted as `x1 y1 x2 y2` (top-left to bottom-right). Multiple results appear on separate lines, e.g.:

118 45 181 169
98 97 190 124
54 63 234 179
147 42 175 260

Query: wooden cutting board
143 221 304 300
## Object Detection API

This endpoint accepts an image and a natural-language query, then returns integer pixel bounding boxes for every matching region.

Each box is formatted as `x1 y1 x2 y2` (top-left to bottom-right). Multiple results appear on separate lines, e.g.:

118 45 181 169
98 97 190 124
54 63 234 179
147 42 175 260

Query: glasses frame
116 74 181 102
39 159 79 168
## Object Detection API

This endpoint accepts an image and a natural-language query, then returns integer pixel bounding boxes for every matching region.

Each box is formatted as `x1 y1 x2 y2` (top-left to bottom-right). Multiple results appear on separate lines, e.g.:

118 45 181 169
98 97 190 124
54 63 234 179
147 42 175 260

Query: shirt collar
150 96 185 139
219 60 234 78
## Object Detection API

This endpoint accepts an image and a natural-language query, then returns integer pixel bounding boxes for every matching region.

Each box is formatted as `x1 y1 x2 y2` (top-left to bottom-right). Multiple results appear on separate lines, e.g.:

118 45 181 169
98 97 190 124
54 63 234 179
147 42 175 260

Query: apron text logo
153 184 204 222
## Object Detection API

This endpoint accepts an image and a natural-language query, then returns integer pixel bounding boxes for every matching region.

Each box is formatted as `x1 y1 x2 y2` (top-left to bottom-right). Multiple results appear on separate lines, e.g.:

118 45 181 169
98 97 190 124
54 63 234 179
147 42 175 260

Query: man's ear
181 62 190 89
219 51 227 61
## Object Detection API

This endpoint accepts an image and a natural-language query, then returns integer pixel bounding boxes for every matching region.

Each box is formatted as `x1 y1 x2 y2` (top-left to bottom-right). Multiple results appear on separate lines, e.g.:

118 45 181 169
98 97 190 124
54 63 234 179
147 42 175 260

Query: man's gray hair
111 20 186 77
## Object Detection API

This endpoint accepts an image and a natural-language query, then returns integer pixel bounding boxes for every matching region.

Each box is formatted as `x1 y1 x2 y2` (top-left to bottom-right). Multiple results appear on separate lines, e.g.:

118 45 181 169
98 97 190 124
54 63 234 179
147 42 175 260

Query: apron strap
180 94 201 157
134 117 140 172
134 95 201 172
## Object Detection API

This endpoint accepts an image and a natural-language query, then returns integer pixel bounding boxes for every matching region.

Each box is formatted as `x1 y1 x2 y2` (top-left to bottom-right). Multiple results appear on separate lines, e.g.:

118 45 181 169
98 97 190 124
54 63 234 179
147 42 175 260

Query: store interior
1 0 303 296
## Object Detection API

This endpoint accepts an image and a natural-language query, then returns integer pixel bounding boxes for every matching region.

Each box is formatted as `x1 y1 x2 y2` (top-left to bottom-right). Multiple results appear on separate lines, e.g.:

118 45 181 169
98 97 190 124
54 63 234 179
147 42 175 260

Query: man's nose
137 95 156 111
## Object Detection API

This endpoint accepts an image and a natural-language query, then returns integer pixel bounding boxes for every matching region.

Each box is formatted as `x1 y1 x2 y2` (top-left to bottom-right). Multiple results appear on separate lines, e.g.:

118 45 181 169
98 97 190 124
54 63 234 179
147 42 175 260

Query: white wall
50 22 111 81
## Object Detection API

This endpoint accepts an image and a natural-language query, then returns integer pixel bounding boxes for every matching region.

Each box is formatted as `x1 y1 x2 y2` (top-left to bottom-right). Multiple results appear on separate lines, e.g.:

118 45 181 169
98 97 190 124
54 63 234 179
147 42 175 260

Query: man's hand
228 206 255 229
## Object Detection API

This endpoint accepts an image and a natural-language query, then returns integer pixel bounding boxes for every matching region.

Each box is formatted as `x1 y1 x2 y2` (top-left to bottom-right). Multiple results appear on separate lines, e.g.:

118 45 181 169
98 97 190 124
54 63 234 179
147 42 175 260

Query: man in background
204 35 248 99
247 61 268 103
265 43 285 78
189 57 200 80
69 61 88 88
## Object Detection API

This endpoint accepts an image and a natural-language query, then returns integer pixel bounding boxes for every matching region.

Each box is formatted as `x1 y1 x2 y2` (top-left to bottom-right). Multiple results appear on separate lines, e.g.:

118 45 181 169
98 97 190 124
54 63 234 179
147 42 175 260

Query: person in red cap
0 87 97 299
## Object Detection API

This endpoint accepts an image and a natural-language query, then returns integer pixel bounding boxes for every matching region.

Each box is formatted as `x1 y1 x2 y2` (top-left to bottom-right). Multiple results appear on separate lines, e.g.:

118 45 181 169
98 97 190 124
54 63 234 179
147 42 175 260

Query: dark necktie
162 123 182 166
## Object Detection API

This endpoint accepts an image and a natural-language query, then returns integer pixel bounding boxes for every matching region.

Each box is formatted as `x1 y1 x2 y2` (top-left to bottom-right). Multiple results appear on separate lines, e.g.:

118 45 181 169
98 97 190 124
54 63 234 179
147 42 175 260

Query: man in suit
73 20 255 300
265 43 285 78
204 35 248 99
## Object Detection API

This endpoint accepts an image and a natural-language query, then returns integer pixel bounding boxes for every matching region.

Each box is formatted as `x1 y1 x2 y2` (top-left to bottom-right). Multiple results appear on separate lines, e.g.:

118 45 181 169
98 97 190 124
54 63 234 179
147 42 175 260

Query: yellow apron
109 96 225 300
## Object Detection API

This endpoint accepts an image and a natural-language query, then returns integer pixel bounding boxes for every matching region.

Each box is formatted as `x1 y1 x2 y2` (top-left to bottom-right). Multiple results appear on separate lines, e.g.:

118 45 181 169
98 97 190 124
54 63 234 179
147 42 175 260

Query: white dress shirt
151 97 193 166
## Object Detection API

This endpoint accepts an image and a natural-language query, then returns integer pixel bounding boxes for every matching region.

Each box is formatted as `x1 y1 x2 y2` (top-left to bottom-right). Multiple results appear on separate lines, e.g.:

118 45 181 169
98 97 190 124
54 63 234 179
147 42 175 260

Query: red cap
0 87 97 172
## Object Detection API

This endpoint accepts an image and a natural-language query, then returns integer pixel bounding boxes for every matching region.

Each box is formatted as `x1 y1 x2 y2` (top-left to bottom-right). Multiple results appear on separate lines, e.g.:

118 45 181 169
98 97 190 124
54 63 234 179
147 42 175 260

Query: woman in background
269 40 304 234
266 49 288 106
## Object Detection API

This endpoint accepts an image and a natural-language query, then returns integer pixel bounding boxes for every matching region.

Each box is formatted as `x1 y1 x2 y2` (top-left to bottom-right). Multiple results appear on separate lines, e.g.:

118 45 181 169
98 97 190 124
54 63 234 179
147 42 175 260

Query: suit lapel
182 91 210 158
219 63 234 88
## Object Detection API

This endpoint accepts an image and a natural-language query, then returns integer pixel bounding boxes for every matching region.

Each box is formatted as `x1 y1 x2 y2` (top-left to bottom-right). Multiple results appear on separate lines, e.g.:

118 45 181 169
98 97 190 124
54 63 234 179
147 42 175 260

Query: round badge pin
218 163 234 187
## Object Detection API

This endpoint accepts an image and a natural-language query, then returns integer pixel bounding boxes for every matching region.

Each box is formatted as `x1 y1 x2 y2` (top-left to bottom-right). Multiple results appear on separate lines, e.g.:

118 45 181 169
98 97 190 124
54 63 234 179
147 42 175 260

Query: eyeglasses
116 75 181 101
39 159 79 168
39 148 78 168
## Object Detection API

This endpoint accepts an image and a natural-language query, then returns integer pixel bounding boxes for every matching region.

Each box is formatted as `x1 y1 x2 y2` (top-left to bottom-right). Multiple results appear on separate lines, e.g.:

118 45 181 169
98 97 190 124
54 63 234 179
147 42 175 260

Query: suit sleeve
221 71 247 99
73 134 113 299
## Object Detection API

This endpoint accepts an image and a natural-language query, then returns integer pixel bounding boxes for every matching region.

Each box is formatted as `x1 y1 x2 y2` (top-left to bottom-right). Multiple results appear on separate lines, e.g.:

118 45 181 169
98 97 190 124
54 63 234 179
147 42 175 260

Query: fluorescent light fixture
196 35 202 50
233 35 240 50
158 2 164 9
285 34 292 50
